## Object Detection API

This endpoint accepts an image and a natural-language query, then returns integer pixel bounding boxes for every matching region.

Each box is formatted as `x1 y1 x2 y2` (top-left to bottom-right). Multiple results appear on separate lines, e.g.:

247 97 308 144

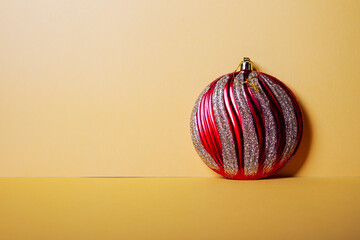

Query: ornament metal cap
240 57 253 71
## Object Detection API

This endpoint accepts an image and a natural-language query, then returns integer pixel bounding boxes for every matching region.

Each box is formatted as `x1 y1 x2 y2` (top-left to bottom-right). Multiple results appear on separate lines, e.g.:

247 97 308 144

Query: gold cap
240 57 253 71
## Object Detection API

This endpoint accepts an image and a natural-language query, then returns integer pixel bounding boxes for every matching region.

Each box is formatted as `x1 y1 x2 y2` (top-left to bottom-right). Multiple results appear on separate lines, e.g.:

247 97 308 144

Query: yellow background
0 0 359 177
0 1 359 239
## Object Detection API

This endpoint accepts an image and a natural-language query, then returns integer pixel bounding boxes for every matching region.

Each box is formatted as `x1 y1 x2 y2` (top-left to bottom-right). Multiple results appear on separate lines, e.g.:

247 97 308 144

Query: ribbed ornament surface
190 71 303 179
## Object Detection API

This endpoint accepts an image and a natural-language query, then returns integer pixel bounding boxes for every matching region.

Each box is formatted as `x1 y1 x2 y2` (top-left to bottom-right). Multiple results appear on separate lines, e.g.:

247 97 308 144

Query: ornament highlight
190 58 303 179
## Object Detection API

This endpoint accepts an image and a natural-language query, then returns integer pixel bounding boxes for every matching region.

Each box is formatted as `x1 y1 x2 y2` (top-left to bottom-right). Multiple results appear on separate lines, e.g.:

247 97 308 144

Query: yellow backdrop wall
0 0 359 176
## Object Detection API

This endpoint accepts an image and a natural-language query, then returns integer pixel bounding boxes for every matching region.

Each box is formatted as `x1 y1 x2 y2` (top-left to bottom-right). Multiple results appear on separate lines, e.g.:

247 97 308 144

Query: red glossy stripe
196 86 216 161
196 80 224 168
224 76 244 174
204 85 223 161
257 74 286 167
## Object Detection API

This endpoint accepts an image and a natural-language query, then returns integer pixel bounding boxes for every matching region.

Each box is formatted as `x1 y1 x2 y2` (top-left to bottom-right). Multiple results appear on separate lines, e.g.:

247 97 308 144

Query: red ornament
190 58 303 179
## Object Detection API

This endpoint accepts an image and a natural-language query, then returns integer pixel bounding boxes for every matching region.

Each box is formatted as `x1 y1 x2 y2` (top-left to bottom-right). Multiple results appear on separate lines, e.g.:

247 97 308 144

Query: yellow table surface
1 177 359 240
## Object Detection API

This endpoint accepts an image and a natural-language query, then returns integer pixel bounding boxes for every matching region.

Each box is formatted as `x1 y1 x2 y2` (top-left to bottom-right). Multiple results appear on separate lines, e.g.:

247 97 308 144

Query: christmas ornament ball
190 58 303 180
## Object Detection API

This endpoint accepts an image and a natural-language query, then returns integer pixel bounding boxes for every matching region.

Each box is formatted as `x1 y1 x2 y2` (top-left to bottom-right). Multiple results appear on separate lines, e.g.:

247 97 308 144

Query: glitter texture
260 74 298 163
233 73 259 176
247 72 278 173
212 76 238 177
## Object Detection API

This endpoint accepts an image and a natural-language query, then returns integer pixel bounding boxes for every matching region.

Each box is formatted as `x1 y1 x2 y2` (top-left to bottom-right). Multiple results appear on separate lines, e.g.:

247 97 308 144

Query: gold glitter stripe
212 76 238 177
233 73 259 176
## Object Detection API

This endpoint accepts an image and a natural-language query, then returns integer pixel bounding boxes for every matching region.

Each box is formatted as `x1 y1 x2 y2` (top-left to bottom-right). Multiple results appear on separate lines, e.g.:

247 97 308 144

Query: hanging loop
232 57 260 91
